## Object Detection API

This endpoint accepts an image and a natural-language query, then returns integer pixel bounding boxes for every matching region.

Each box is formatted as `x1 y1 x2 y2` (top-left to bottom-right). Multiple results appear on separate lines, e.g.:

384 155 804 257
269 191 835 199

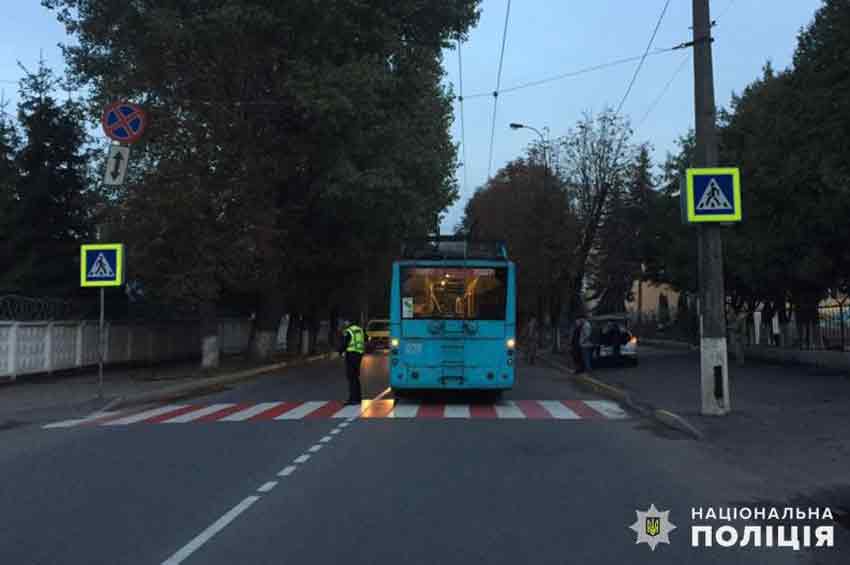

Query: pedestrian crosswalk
43 399 628 429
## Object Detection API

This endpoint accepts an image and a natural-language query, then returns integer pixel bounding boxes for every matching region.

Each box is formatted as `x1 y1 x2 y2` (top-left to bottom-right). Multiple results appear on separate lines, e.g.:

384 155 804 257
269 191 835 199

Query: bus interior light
390 338 400 348
506 338 516 349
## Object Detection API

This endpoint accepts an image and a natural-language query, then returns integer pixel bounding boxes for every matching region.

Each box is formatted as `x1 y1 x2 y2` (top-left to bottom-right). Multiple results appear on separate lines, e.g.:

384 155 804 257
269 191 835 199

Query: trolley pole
693 0 730 414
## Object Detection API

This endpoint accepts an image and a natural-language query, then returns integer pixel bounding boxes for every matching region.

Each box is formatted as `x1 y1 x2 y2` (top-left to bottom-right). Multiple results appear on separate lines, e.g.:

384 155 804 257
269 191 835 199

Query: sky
0 1 823 233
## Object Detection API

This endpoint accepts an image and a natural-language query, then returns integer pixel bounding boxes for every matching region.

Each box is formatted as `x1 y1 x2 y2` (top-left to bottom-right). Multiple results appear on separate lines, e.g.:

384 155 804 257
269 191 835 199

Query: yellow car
365 319 391 352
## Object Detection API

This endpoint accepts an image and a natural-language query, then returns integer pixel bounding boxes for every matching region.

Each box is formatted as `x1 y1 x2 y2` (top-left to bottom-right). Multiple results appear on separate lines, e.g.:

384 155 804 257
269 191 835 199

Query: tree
45 0 481 365
558 110 635 322
459 157 578 323
0 94 20 287
0 60 93 295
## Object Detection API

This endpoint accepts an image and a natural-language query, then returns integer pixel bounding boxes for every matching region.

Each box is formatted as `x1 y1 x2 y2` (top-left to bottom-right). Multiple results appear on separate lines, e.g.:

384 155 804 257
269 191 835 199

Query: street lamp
509 122 549 172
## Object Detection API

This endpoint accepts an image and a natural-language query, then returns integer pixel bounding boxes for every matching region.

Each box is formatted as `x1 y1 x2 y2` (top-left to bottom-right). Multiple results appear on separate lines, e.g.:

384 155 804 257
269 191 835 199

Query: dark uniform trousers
345 351 363 403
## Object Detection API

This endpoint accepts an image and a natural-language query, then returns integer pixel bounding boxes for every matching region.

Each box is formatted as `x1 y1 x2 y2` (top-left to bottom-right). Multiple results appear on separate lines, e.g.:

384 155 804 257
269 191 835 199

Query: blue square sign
685 168 742 223
81 244 124 287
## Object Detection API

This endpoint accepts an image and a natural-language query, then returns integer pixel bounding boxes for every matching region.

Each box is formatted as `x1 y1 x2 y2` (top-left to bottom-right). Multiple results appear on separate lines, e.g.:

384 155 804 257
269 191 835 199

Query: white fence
0 318 253 381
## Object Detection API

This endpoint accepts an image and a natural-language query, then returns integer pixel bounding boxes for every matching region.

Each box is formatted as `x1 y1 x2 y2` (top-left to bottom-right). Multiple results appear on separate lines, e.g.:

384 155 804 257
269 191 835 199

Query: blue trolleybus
389 238 516 393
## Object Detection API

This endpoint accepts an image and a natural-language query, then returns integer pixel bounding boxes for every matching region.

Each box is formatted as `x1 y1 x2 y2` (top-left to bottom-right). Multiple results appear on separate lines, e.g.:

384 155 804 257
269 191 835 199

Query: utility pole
693 0 730 415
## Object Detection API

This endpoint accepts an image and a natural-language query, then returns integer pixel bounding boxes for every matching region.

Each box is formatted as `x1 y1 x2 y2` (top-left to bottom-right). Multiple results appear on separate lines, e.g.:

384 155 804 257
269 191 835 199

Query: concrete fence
0 318 253 381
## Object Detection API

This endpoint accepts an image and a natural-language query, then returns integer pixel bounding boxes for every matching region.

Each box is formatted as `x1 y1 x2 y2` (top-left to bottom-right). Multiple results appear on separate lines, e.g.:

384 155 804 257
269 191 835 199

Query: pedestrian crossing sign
685 168 742 223
80 244 125 287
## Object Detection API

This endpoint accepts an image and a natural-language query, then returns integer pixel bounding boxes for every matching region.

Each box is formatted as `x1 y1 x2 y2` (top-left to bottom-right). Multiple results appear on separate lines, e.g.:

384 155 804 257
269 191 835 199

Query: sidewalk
547 346 850 497
0 350 332 427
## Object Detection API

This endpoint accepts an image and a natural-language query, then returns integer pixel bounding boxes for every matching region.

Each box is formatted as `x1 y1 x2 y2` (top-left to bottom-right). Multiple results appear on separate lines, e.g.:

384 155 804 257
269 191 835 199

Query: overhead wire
487 0 512 180
457 38 468 197
637 0 737 127
615 0 672 115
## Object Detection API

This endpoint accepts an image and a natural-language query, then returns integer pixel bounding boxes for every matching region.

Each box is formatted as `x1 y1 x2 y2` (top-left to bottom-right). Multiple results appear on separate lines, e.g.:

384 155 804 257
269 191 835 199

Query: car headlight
506 338 516 349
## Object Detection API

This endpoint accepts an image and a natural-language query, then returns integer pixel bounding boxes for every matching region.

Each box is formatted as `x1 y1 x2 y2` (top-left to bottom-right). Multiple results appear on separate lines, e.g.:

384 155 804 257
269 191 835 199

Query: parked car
589 314 638 366
365 318 390 352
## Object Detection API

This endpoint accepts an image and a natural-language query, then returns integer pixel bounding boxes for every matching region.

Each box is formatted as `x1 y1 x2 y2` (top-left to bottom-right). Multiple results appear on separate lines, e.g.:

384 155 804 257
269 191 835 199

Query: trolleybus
389 237 516 393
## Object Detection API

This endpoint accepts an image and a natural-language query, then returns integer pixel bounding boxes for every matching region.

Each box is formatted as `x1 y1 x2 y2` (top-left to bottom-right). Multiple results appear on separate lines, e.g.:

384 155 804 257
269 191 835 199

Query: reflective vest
345 325 365 354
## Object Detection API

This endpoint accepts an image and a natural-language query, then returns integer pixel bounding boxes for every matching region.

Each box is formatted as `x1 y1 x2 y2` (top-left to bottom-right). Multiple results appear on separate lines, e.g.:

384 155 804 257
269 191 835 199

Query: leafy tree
0 95 20 287
45 0 480 364
0 61 93 295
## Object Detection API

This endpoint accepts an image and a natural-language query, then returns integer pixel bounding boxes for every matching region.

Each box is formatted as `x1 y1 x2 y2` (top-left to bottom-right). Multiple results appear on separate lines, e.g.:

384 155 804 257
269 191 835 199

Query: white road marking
539 401 581 419
493 401 525 419
308 444 323 453
584 400 628 419
387 404 419 418
219 402 281 422
104 405 187 426
319 435 333 443
332 405 361 419
278 466 296 477
330 428 341 435
257 481 277 493
42 411 119 429
444 405 471 418
274 400 327 420
161 496 259 565
162 403 235 423
294 454 310 464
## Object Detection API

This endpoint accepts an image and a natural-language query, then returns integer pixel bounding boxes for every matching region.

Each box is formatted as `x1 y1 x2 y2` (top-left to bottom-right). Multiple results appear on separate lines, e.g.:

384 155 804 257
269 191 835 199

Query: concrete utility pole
693 0 730 415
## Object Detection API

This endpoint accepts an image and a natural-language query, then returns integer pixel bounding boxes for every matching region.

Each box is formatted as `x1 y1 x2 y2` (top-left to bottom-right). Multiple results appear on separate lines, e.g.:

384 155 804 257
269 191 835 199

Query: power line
457 39 468 197
615 0 672 115
637 52 691 127
637 0 737 128
487 0 512 180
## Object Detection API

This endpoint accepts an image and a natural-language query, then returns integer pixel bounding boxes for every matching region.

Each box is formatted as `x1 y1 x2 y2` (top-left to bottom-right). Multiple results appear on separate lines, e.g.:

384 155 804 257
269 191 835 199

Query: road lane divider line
257 481 277 493
161 496 260 565
294 454 310 464
278 466 296 477
319 435 333 443
308 444 323 453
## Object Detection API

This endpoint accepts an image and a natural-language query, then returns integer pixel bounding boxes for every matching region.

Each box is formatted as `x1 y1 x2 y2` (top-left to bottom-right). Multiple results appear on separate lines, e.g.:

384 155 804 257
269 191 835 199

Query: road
0 349 840 564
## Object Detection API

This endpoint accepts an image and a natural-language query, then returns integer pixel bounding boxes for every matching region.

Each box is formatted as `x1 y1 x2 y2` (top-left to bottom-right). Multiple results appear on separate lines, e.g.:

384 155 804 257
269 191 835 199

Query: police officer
338 320 365 404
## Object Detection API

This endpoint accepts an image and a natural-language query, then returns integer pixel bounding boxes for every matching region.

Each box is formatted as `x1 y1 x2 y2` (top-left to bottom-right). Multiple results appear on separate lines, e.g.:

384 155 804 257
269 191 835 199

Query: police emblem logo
645 517 661 537
629 504 676 551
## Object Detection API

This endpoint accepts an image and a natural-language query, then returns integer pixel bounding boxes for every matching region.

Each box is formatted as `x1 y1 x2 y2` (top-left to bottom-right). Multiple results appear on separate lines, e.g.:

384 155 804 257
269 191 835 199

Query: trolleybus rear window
400 267 507 320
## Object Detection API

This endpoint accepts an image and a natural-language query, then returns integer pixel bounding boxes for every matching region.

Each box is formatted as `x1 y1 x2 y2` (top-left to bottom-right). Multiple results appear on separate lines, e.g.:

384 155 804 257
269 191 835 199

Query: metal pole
98 287 104 399
693 0 730 415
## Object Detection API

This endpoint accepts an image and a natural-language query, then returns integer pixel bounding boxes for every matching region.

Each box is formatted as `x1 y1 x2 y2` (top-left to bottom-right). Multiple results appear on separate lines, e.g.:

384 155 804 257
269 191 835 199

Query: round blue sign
101 102 146 143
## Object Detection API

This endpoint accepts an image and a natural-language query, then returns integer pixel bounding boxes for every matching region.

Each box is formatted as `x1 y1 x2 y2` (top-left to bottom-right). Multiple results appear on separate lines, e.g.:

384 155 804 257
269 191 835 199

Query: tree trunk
286 313 301 354
249 289 285 361
200 300 219 370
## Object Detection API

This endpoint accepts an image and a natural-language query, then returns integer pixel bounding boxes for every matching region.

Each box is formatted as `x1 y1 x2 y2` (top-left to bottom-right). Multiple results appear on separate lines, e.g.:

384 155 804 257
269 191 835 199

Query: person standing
570 318 584 373
579 316 594 374
524 316 539 365
338 320 365 404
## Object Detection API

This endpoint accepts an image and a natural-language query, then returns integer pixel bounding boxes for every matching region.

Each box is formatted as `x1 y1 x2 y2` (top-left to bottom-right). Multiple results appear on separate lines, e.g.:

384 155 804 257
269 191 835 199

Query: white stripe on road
444 405 471 418
257 481 277 493
274 401 327 420
330 428 342 435
219 402 281 422
277 466 296 477
294 454 310 464
161 403 235 423
319 435 333 443
539 400 581 419
584 400 628 419
387 404 419 418
104 405 187 426
308 444 323 453
161 496 259 565
42 411 119 429
331 405 361 419
493 401 525 419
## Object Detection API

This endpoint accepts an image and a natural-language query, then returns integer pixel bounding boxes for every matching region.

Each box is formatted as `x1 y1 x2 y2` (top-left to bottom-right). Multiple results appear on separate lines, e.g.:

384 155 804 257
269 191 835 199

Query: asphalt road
0 349 842 564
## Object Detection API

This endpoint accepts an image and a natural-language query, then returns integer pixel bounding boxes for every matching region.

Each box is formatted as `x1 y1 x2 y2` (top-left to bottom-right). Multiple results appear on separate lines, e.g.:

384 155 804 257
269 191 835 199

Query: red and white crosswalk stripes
43 399 628 429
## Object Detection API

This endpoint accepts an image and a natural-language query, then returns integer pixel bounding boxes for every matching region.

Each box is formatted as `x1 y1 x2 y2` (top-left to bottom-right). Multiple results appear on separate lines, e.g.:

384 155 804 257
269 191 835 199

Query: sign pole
99 287 105 399
693 0 730 415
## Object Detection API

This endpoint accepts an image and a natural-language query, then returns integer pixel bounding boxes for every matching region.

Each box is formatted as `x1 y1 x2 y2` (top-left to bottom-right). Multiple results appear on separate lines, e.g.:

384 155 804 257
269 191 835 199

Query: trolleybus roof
401 237 508 260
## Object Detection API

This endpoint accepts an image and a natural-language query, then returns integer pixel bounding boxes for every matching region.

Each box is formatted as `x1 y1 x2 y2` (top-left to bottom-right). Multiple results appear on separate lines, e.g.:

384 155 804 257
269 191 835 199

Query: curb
106 352 337 410
539 354 703 440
